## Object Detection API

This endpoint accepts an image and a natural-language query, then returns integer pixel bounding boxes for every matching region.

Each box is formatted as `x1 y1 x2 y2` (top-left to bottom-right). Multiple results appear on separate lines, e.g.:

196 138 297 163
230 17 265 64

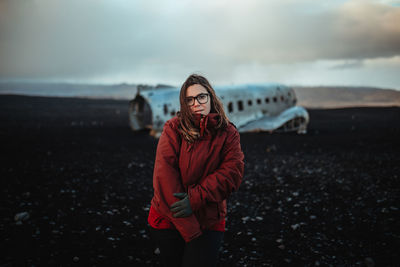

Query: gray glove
170 193 193 218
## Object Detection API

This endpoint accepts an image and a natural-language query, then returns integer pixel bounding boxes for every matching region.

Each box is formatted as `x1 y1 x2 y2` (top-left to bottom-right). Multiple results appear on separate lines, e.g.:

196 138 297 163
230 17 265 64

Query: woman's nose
193 99 201 106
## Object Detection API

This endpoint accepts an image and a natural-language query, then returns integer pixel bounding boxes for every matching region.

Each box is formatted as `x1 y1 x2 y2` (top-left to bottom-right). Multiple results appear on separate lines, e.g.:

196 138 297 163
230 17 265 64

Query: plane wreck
129 83 309 137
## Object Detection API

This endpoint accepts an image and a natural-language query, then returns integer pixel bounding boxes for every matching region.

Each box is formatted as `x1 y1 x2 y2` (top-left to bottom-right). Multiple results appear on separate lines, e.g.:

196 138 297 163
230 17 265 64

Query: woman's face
186 84 211 116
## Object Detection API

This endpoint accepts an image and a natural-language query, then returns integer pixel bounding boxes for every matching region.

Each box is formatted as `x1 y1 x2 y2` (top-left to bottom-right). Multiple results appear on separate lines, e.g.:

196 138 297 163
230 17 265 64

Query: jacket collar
193 112 220 137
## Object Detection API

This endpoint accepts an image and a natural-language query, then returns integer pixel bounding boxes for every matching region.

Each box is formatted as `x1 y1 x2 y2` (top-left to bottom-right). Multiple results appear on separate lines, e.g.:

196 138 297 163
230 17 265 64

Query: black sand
1 95 399 266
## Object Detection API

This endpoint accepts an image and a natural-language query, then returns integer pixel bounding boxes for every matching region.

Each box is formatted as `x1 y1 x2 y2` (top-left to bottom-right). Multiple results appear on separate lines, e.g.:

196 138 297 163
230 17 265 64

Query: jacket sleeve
152 120 202 242
188 125 245 211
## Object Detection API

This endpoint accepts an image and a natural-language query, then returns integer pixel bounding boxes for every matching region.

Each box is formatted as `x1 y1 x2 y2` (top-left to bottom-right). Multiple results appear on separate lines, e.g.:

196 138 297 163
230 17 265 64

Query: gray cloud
0 0 399 87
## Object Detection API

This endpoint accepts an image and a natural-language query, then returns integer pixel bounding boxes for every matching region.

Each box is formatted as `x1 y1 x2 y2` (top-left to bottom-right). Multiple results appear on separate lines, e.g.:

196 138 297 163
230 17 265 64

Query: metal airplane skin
129 83 309 137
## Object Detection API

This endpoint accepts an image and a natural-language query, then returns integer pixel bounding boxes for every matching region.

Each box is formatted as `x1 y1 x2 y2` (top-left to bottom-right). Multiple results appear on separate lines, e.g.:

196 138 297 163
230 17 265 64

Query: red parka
149 112 245 242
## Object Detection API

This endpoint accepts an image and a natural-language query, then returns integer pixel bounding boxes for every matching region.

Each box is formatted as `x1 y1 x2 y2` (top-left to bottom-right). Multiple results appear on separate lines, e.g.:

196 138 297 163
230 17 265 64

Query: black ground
0 95 399 266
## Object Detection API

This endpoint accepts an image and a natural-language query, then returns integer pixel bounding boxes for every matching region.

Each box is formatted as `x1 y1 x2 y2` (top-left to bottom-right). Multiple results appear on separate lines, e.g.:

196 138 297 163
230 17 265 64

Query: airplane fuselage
129 83 308 136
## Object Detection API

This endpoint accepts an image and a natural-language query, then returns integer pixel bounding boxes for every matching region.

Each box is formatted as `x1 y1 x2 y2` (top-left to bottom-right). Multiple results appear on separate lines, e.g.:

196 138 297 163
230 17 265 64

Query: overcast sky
1 0 399 89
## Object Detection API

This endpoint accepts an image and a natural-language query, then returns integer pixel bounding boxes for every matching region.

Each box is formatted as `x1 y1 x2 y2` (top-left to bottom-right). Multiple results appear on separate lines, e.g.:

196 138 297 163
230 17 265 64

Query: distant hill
293 86 400 108
1 82 400 109
0 82 174 99
0 82 138 99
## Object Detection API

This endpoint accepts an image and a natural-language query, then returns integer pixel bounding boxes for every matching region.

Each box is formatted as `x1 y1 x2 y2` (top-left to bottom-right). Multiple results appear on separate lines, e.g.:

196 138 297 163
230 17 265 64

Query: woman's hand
170 193 193 218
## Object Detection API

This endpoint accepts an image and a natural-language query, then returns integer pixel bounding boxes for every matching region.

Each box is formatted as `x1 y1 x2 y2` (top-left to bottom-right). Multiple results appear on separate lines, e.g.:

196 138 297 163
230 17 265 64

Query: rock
122 221 132 226
241 216 250 223
14 211 29 222
291 223 300 230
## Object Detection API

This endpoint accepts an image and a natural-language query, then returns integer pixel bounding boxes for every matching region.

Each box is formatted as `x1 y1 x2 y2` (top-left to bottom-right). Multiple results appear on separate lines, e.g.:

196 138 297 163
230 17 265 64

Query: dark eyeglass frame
185 93 209 106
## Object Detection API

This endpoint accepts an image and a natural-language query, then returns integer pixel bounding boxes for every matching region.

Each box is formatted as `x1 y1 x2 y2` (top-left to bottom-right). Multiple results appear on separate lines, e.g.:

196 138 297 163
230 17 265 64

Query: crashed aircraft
129 83 309 137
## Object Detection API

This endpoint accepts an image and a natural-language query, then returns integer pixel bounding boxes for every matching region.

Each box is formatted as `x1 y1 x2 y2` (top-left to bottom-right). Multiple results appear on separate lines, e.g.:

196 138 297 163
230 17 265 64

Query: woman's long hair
177 74 230 143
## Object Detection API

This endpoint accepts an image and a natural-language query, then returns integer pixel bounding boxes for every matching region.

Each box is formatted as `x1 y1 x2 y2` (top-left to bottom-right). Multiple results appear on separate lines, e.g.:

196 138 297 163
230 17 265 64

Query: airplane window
265 98 270 103
238 100 243 111
248 100 252 106
170 110 175 116
288 92 291 97
163 104 168 115
228 102 233 113
273 97 277 103
281 96 284 101
257 99 261 104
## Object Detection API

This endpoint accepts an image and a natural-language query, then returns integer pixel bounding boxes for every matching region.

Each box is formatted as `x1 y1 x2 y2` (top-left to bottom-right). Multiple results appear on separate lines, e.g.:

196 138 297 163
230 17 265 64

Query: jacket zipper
185 141 195 193
187 141 194 172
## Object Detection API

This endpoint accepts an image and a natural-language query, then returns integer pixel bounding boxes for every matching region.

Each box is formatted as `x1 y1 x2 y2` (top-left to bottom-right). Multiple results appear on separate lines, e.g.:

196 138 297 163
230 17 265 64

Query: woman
148 74 245 267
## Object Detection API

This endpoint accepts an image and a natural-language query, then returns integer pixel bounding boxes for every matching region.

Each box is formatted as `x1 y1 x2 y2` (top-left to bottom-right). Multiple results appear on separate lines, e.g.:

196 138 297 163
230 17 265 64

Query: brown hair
177 74 230 143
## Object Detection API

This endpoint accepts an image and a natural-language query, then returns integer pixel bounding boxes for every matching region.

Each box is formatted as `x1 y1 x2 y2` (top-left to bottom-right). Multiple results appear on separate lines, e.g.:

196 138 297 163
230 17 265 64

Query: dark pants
149 226 224 267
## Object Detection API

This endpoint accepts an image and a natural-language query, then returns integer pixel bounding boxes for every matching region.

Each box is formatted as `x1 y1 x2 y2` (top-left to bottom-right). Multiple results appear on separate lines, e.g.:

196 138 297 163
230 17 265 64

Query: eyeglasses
185 93 209 106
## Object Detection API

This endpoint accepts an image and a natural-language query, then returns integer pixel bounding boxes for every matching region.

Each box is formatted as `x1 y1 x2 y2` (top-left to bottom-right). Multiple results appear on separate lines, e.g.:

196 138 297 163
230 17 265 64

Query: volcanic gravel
0 95 399 266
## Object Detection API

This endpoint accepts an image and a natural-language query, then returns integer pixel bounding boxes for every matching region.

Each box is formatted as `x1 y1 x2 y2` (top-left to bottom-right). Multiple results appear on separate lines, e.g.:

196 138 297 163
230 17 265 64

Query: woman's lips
195 110 203 113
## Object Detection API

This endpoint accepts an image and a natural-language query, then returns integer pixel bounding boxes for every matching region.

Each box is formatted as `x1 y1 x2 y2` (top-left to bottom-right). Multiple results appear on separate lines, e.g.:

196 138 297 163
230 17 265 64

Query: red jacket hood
192 112 220 137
